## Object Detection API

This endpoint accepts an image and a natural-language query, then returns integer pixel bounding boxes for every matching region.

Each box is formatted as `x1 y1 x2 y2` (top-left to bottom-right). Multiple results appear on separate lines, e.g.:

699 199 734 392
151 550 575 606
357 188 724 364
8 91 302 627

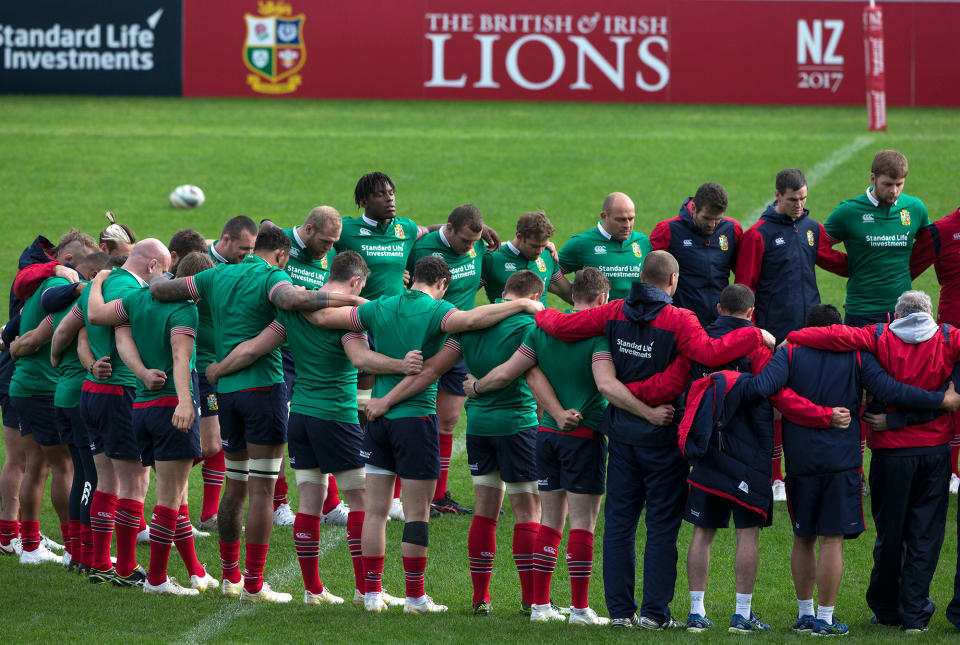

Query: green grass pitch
0 96 959 643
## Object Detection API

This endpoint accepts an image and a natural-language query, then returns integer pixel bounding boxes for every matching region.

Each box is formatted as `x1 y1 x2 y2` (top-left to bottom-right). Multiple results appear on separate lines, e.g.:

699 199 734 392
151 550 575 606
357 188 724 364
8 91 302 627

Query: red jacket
787 320 960 450
911 209 960 326
13 260 57 302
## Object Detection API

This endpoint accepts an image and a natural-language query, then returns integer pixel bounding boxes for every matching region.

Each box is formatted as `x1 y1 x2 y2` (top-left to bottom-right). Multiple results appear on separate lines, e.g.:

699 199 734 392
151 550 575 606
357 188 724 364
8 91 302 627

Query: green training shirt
194 245 229 371
52 283 88 408
335 214 419 301
283 226 334 289
558 224 651 300
9 276 69 397
408 229 485 311
186 255 290 394
457 305 537 436
117 287 198 402
81 267 142 388
276 308 363 423
520 318 609 432
481 241 561 304
825 189 929 315
351 289 456 420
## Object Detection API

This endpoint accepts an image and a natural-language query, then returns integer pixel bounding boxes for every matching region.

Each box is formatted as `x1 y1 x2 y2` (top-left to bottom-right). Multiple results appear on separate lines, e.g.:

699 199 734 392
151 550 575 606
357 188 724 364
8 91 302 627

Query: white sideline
177 437 466 643
743 134 876 227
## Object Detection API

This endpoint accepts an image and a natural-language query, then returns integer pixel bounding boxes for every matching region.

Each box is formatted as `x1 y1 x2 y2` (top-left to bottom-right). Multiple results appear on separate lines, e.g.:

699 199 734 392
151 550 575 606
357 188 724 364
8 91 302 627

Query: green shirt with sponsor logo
825 189 929 315
481 242 560 305
458 304 537 437
520 319 609 432
283 226 334 289
352 289 456 420
81 267 142 388
558 225 651 300
118 287 198 402
408 229 485 311
335 215 419 301
53 282 89 408
186 255 290 394
276 309 362 424
9 276 69 397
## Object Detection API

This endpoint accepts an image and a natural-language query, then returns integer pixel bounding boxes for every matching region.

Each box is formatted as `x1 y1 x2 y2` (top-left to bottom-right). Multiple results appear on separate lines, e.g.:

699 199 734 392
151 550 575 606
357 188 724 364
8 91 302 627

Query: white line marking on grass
744 134 876 226
177 530 340 645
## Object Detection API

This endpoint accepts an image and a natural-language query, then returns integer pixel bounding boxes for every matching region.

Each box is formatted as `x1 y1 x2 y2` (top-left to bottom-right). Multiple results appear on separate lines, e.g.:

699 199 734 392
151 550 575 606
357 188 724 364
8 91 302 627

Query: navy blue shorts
537 427 607 495
80 385 137 459
281 348 296 403
437 358 468 397
467 428 538 483
196 371 219 418
133 400 202 466
363 414 440 480
786 469 865 538
11 395 65 446
844 311 893 327
684 485 767 529
288 412 364 473
218 384 288 453
56 405 89 450
0 391 20 430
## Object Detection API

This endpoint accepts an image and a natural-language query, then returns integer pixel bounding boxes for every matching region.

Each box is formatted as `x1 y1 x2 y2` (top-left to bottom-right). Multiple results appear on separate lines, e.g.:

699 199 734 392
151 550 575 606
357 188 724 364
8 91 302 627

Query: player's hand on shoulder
519 299 546 314
481 224 501 252
831 406 852 428
402 350 423 375
760 328 776 350
544 240 558 263
54 264 81 284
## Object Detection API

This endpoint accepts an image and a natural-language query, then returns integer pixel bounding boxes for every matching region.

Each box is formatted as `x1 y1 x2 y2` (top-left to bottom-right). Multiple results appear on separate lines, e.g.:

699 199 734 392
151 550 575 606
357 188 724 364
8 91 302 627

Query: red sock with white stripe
201 449 225 522
468 515 497 604
20 520 40 553
532 524 562 606
60 522 71 557
567 529 594 609
513 522 539 605
403 556 427 599
114 498 143 576
176 504 205 577
346 511 365 592
771 418 784 482
139 510 147 533
219 539 242 584
322 476 342 515
273 473 288 511
363 555 385 594
148 505 177 587
89 491 116 570
432 433 453 502
243 542 269 594
0 518 18 547
294 512 323 594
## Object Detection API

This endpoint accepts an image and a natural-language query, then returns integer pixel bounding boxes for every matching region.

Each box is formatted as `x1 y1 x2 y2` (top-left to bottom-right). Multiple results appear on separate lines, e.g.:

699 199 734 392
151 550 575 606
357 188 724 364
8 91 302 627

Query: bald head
301 205 342 260
600 192 636 241
640 250 679 292
125 238 171 282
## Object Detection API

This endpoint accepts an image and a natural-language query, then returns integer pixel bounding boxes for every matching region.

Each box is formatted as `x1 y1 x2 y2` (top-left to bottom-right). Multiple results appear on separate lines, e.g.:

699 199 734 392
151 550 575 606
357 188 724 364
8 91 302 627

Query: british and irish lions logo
243 1 305 94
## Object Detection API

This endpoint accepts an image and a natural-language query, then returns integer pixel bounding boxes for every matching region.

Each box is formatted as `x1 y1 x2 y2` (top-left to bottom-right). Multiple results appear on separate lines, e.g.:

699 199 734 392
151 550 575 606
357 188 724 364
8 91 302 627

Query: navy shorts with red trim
80 382 136 459
218 383 288 453
363 414 440 480
56 405 89 450
467 428 538 483
11 395 65 446
684 484 768 529
133 397 201 466
537 426 607 495
196 371 219 418
0 391 21 430
437 358 468 397
786 469 865 538
288 412 363 473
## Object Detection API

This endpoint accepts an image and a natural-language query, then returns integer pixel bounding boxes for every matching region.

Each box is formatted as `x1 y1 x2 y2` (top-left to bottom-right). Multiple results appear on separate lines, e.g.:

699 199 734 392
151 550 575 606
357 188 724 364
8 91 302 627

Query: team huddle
4 150 960 635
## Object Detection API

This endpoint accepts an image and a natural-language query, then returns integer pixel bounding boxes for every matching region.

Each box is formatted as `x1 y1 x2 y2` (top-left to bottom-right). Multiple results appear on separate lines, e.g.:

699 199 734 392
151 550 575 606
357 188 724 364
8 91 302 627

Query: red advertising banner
863 4 887 130
182 0 960 106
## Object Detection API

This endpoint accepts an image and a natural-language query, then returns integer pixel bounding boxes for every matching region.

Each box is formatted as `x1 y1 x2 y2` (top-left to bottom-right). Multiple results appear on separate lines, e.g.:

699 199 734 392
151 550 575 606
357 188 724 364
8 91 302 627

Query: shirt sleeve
116 294 133 323
815 222 849 276
265 267 293 302
169 303 199 338
824 205 846 242
624 355 692 405
533 301 621 341
649 221 671 251
13 261 57 302
786 324 878 353
517 326 540 362
733 226 764 290
352 302 374 333
436 300 459 334
557 238 580 273
185 266 214 300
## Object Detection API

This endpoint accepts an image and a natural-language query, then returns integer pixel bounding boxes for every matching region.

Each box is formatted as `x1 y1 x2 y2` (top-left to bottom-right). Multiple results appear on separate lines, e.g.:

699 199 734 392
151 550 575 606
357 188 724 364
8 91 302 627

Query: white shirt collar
361 213 379 227
210 243 229 264
124 268 148 287
866 187 898 208
596 222 612 240
438 227 451 248
506 241 520 256
291 226 306 249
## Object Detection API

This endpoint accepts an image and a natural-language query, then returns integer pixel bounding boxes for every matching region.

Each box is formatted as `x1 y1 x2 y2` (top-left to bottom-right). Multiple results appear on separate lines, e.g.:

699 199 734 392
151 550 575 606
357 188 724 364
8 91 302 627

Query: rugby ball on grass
169 184 205 209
